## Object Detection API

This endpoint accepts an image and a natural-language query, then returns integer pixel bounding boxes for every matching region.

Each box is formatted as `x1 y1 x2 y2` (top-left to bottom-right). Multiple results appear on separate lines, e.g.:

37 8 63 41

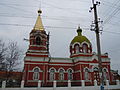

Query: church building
23 10 113 87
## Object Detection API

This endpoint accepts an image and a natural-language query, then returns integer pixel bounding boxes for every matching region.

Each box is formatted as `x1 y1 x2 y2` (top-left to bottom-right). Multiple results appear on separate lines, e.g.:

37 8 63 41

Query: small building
23 10 113 87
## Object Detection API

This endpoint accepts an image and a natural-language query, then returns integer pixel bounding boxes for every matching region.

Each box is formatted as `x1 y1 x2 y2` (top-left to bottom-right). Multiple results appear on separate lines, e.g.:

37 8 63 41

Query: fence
0 80 120 90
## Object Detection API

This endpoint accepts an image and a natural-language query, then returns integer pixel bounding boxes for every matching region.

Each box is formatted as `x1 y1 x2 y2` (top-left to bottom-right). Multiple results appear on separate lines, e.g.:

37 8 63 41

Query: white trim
49 67 57 72
25 63 74 66
74 70 81 73
29 45 47 48
58 68 65 80
71 42 81 48
83 67 89 72
84 67 89 81
49 68 56 81
32 66 41 72
102 67 108 72
32 67 40 81
58 68 65 72
49 64 73 66
28 50 48 53
67 69 73 80
67 68 74 72
91 66 99 72
26 52 48 55
74 61 110 66
28 70 43 72
81 41 91 47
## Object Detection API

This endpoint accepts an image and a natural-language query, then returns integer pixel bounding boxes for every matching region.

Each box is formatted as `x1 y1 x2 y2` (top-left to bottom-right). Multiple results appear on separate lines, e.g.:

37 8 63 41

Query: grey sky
0 0 120 74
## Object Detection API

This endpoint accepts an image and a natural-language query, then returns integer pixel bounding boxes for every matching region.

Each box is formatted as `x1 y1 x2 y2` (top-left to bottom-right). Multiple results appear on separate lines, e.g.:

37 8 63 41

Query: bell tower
26 9 49 57
24 10 49 86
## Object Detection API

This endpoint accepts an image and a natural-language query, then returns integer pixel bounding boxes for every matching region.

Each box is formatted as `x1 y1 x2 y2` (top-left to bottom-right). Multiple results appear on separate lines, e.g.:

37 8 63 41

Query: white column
21 80 24 88
68 80 71 88
53 80 56 88
94 80 97 86
106 80 109 86
38 80 41 88
81 80 85 87
2 81 6 88
116 80 120 85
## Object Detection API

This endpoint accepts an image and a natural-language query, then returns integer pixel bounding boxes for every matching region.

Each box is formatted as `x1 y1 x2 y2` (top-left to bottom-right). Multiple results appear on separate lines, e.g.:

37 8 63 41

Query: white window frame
83 44 87 53
59 69 64 80
49 69 55 81
103 69 107 81
84 68 89 81
68 69 73 80
75 45 79 53
33 67 40 80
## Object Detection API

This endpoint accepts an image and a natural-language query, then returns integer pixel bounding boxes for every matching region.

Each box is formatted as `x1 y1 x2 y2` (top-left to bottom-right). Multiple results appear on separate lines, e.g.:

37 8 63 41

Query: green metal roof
71 35 90 44
71 27 91 44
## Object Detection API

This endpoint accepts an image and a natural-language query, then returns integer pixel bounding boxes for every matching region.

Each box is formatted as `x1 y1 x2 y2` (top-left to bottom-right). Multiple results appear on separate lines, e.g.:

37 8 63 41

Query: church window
103 69 107 81
36 36 41 45
59 69 64 80
84 68 89 80
94 67 99 71
68 69 73 80
75 45 79 53
49 69 55 81
83 44 87 53
33 68 40 80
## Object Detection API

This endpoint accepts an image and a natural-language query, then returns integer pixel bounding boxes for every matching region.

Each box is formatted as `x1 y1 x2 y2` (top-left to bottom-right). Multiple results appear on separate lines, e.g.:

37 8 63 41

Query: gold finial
38 9 42 15
77 25 82 36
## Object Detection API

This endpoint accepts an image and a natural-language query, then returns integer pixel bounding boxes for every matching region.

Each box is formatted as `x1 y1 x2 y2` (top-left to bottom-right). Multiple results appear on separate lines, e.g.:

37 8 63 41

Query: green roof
71 27 91 44
71 35 90 44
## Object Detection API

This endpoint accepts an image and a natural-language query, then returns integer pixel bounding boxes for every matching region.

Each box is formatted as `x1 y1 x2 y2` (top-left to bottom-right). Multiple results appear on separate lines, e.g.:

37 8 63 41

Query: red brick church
23 10 113 86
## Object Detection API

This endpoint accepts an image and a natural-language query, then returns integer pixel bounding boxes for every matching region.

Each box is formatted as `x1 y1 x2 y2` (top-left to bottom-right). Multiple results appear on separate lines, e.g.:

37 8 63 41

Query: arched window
93 67 99 82
68 69 73 80
84 68 89 80
103 69 107 81
59 69 64 80
33 68 40 80
93 67 99 71
49 69 55 81
75 45 79 53
83 44 87 53
36 36 41 45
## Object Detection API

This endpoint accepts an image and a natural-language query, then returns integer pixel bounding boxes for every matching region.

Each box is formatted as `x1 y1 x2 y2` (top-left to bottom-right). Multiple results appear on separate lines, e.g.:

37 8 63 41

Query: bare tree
0 40 7 71
0 40 23 86
4 42 23 86
5 42 22 72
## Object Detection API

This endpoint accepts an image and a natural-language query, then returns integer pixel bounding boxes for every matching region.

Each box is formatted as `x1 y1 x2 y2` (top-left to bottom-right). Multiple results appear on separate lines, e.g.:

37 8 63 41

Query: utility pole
89 0 104 90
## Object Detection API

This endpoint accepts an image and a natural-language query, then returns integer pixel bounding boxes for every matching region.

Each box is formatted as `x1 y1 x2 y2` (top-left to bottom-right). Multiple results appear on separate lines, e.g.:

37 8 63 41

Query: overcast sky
0 0 120 74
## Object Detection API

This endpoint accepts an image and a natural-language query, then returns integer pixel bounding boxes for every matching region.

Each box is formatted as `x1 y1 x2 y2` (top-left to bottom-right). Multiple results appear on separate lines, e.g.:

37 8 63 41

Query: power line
0 2 88 11
0 23 120 35
0 23 85 29
0 3 38 8
100 0 119 6
99 0 119 22
1 13 120 29
102 0 120 25
0 3 33 14
0 14 91 23
103 30 120 35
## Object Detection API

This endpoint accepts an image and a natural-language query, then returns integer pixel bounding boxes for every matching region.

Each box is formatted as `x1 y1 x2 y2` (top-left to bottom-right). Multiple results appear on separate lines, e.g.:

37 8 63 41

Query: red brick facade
23 10 113 87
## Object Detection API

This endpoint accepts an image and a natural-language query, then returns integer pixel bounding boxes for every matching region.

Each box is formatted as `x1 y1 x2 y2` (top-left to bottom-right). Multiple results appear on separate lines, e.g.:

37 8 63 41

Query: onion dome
70 26 92 57
71 26 91 44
